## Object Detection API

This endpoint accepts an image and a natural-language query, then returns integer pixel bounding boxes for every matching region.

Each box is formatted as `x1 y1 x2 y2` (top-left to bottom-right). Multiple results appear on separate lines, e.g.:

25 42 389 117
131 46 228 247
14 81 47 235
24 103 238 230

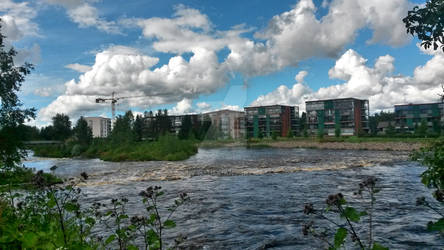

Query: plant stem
368 186 374 249
338 205 365 250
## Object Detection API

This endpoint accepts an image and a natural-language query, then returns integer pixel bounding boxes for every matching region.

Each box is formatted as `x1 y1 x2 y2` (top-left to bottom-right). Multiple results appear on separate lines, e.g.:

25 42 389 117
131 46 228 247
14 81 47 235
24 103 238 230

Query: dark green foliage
300 112 307 132
287 129 294 138
196 115 211 140
178 115 192 140
415 119 429 137
0 172 189 249
303 177 386 250
385 123 396 137
403 0 444 52
258 130 264 139
317 129 324 139
133 114 144 142
73 116 92 146
0 167 61 191
84 135 197 162
32 144 72 158
111 111 135 144
413 138 444 234
271 130 279 140
0 20 35 170
412 137 444 195
17 125 41 141
335 127 341 138
369 111 395 136
156 109 171 136
303 128 308 137
40 125 55 140
52 113 72 141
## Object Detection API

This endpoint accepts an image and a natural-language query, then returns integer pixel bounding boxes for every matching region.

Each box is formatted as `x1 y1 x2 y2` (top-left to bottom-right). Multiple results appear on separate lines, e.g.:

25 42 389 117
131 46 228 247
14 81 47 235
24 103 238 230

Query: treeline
31 111 202 161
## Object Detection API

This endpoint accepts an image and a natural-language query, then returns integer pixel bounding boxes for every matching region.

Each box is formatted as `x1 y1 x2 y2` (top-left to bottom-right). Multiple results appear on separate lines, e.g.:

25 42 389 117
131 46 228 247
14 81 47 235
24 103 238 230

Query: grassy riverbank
32 135 198 162
0 167 62 191
199 136 436 151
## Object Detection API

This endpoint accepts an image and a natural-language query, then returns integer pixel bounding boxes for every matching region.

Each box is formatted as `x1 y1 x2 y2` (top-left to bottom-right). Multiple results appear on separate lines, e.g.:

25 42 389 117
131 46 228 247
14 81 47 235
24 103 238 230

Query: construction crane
95 92 146 121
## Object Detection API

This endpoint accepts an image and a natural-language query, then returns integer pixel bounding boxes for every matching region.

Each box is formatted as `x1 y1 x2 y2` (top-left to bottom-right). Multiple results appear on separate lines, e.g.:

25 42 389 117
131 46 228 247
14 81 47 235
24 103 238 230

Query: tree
52 113 72 141
0 20 35 170
403 0 444 52
40 126 55 140
111 111 134 144
73 117 92 146
335 127 341 137
178 115 192 140
133 114 144 142
415 119 429 137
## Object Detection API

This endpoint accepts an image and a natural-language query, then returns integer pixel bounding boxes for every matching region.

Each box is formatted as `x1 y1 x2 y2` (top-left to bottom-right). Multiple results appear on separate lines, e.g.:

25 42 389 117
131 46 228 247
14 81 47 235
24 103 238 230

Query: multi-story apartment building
204 109 245 139
394 102 444 132
84 117 111 138
306 98 369 136
244 105 299 138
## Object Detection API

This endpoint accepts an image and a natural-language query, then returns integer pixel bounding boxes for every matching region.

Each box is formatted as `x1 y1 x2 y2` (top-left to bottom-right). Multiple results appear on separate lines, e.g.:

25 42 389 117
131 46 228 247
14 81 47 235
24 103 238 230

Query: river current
23 148 443 249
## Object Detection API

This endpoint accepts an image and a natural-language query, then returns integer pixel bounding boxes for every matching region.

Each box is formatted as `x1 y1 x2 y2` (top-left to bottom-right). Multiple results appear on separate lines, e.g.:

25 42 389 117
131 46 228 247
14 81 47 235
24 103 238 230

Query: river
23 148 443 249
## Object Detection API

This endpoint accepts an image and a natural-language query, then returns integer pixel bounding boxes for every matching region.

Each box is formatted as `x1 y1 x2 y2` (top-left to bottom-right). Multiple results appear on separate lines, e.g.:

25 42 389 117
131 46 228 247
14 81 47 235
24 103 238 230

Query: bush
0 172 189 249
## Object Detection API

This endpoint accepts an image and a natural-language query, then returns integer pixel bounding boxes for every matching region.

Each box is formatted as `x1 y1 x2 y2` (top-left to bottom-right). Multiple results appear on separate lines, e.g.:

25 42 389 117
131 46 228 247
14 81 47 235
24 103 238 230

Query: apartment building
306 98 369 136
244 105 299 138
204 109 245 139
84 117 111 138
394 102 444 132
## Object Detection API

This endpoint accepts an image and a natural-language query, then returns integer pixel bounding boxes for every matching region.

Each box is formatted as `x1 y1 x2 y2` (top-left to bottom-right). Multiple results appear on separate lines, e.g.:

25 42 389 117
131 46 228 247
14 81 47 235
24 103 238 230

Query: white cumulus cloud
45 0 120 33
253 48 444 113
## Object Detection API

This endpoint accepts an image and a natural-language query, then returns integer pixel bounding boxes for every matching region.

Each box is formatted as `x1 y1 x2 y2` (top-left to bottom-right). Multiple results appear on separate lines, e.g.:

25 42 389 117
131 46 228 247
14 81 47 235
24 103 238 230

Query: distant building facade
394 102 444 133
306 98 369 136
84 117 111 138
204 109 245 139
245 105 299 138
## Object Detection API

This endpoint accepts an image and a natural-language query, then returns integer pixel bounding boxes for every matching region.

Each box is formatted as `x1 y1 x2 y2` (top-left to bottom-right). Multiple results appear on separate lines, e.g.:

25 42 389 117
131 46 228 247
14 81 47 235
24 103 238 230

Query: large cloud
252 49 444 113
38 1 415 122
38 45 228 122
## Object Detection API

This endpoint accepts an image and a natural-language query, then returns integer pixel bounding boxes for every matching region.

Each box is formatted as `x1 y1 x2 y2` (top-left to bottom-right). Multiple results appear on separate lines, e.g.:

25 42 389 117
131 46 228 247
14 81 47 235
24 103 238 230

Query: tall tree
52 113 72 141
111 111 134 144
133 114 144 142
178 115 192 140
73 116 92 146
403 0 444 52
0 20 35 169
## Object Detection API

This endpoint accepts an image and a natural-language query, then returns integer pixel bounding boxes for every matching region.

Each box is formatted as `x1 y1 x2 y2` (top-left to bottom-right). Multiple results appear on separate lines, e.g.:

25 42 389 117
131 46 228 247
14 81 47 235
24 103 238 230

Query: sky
1 0 443 127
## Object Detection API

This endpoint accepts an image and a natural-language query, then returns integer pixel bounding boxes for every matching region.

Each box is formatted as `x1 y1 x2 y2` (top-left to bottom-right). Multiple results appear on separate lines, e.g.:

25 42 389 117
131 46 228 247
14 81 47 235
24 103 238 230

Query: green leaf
105 234 116 245
427 218 444 232
64 202 79 212
118 214 129 220
22 232 38 248
85 217 95 226
334 227 347 248
127 245 139 250
163 219 176 229
342 207 366 222
372 242 389 250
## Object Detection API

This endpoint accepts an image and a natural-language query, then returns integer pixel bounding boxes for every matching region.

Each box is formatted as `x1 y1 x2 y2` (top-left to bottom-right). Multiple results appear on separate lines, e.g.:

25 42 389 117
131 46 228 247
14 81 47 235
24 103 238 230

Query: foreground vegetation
0 172 189 249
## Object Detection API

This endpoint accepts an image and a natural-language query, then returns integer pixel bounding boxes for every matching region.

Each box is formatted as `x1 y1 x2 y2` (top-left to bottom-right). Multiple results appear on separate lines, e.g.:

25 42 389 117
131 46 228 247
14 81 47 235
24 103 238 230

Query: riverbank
199 137 433 151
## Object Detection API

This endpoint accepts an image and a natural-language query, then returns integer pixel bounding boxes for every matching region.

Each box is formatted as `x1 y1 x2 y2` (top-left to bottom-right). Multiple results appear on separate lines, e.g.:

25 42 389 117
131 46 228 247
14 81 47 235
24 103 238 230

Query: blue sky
2 0 442 126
